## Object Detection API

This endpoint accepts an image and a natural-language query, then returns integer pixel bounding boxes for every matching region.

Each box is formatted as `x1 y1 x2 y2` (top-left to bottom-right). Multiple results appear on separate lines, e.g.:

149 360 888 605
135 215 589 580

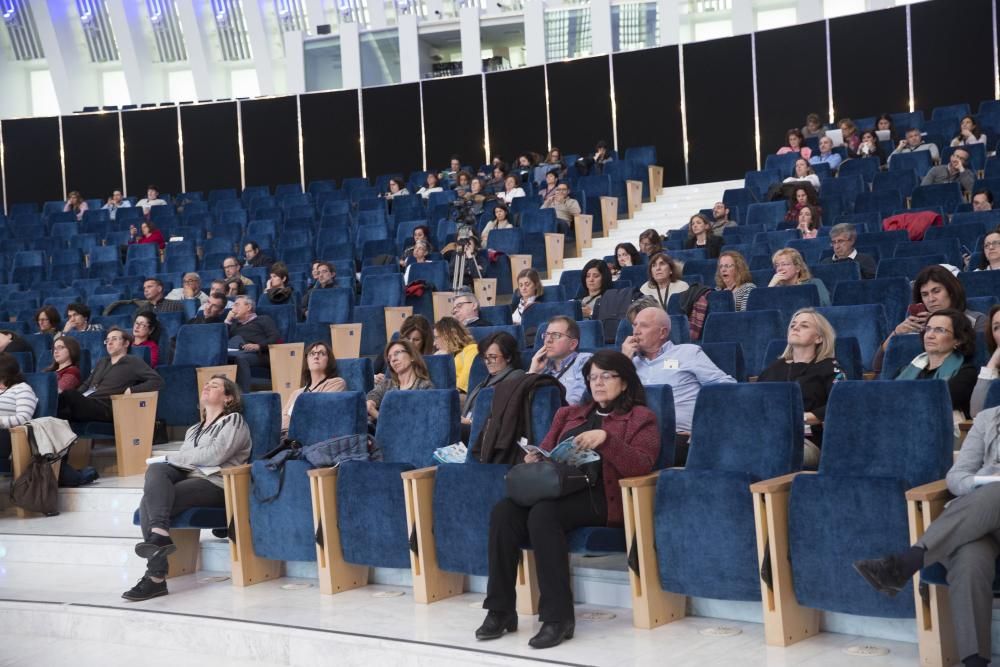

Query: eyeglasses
484 354 503 362
543 332 576 341
452 301 473 309
308 350 328 357
923 326 954 336
223 263 239 269
587 372 620 383
133 321 150 329
183 278 199 284
984 240 1000 249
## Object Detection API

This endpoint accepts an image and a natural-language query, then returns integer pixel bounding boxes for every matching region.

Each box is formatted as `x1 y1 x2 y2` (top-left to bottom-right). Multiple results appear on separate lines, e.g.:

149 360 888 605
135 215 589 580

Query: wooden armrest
750 471 810 494
959 420 973 433
307 467 340 479
905 478 951 502
619 472 660 489
221 463 251 477
401 466 438 481
110 391 158 403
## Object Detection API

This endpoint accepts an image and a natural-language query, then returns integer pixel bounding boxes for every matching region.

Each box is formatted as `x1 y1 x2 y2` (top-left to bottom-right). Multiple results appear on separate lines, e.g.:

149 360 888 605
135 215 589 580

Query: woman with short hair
128 220 166 250
768 248 831 306
132 311 161 368
35 306 61 336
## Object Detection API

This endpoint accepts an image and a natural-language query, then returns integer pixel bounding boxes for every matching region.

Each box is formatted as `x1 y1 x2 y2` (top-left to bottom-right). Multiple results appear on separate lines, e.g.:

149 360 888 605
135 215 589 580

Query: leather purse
505 460 600 507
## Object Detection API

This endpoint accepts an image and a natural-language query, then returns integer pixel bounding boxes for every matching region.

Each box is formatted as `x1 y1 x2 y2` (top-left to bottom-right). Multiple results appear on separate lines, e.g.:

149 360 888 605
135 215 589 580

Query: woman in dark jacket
460 332 524 443
758 309 844 464
477 350 659 649
683 213 723 258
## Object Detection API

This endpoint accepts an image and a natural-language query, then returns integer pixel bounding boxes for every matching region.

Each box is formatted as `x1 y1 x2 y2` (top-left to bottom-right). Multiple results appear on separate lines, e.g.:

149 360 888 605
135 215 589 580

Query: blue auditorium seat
702 310 785 377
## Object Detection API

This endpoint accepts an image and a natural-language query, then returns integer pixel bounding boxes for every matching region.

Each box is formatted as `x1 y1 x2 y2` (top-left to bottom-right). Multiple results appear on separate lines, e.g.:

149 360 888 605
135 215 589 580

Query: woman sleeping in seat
768 248 831 306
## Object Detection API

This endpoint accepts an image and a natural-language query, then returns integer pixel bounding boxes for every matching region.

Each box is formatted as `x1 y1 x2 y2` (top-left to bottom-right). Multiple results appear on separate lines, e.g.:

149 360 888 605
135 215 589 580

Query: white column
590 0 612 55
285 30 307 93
242 0 278 95
398 11 421 82
426 0 445 21
340 22 363 90
175 0 222 100
0 60 29 118
459 6 482 76
524 0 546 66
658 0 680 46
368 0 388 30
303 0 328 31
797 0 823 23
107 0 158 105
731 0 754 35
35 0 96 114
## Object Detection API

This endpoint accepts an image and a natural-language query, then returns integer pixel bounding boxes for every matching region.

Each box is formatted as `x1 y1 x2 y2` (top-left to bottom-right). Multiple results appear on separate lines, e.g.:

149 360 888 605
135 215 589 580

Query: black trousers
57 390 113 422
138 463 225 578
485 486 607 623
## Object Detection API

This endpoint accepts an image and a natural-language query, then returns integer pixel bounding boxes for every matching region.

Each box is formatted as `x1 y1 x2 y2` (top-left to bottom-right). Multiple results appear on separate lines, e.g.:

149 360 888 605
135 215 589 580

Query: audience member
977 227 1000 271
417 172 443 199
164 273 209 305
485 164 506 193
222 256 254 290
893 308 977 419
639 253 689 310
141 278 184 314
540 182 581 232
63 303 103 334
857 129 886 164
463 177 489 216
710 201 737 235
809 136 843 172
386 176 410 199
542 147 567 180
777 129 812 160
102 190 131 220
366 340 434 422
433 317 478 393
481 204 514 247
684 214 723 258
512 268 542 329
972 189 994 213
128 221 166 250
498 174 526 205
0 353 38 468
758 309 844 460
223 277 246 298
243 241 274 269
838 118 860 157
57 327 162 423
34 306 61 336
225 296 280 391
64 191 89 221
768 248 831 306
922 148 975 194
402 241 432 284
538 171 559 201
971 305 1000 417
579 258 613 319
281 341 346 434
876 113 897 141
621 307 734 454
451 292 485 328
638 229 663 256
794 205 821 239
136 185 167 215
527 316 592 405
300 261 336 319
715 250 756 311
453 171 473 196
783 159 821 191
801 113 825 139
125 375 250 602
448 234 483 290
890 128 940 165
401 225 435 266
0 330 31 356
44 336 82 393
611 242 642 281
132 311 161 368
951 115 988 147
461 332 525 441
188 292 228 325
262 263 294 305
478 349 657 649
575 140 613 175
821 223 877 279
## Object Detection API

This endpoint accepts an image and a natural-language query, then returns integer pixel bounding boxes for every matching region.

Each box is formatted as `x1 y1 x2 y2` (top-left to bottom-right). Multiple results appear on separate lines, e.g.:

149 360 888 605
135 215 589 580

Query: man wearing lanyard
527 316 592 405
57 327 163 423
621 307 734 464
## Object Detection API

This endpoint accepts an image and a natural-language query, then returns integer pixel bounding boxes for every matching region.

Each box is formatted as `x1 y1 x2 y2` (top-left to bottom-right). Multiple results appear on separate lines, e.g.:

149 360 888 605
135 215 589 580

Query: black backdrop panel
362 83 422 178
756 21 829 165
486 66 548 165
830 7 908 120
684 35 756 183
62 113 123 200
912 0 994 114
299 90 362 185
241 97 300 189
613 46 685 187
547 56 614 154
180 102 241 194
3 117 62 206
422 75 485 170
123 108 181 197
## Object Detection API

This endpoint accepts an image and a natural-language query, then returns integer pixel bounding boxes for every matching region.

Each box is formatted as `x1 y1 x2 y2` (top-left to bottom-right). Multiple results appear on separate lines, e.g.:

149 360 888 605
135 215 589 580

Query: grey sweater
947 406 1000 497
166 412 252 488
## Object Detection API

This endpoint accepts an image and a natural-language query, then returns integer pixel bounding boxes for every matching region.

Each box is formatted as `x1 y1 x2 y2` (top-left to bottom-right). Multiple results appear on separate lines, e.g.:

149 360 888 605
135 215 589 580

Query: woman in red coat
128 221 166 250
477 349 659 649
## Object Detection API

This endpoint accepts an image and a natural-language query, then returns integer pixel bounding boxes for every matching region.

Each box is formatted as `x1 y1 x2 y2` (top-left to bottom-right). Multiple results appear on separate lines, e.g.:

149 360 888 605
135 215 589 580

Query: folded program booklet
518 437 600 467
146 456 221 476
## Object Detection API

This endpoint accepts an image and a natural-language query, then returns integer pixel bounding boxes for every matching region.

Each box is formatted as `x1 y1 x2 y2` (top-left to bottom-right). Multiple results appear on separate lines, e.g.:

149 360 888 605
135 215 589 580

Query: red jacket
539 403 659 527
130 229 166 250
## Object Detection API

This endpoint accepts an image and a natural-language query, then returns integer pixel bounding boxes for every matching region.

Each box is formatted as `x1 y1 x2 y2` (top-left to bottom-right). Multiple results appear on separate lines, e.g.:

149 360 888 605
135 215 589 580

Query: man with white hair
621 307 734 461
165 272 209 305
820 223 876 279
225 296 280 391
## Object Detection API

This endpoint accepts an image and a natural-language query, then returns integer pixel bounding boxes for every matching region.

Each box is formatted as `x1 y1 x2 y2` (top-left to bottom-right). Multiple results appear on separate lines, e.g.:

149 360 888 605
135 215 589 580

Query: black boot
122 576 168 602
475 610 518 640
529 620 575 649
135 532 176 561
853 556 911 596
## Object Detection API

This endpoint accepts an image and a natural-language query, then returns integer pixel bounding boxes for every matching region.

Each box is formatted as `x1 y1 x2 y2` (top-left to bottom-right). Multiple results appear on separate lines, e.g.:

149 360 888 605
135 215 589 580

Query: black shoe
135 534 176 561
853 556 909 597
529 621 575 649
475 610 518 640
122 576 168 602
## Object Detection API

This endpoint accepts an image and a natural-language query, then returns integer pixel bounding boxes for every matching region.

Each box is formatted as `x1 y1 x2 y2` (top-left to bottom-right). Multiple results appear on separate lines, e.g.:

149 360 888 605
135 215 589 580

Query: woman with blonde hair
768 247 830 306
714 251 756 311
366 340 434 423
758 308 845 461
512 268 544 326
434 317 478 393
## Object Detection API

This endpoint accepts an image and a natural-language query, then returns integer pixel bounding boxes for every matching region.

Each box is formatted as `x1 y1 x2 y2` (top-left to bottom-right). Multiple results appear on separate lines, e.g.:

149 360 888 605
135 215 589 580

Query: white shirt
498 188 526 204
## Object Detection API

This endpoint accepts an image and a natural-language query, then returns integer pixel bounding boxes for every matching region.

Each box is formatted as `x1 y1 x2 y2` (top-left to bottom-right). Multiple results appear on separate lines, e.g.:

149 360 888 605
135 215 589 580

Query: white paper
973 475 1000 487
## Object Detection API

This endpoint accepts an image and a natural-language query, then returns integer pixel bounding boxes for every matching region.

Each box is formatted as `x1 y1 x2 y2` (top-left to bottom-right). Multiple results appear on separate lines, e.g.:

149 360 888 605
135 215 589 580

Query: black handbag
505 460 600 507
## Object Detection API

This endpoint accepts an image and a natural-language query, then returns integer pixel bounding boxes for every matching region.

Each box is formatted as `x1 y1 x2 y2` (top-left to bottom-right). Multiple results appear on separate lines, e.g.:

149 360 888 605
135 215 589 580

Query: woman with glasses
476 350 658 649
768 248 830 306
715 251 756 312
280 341 346 435
132 311 161 368
971 305 1000 417
893 308 977 419
34 306 61 337
976 228 1000 271
44 335 82 393
461 332 525 442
